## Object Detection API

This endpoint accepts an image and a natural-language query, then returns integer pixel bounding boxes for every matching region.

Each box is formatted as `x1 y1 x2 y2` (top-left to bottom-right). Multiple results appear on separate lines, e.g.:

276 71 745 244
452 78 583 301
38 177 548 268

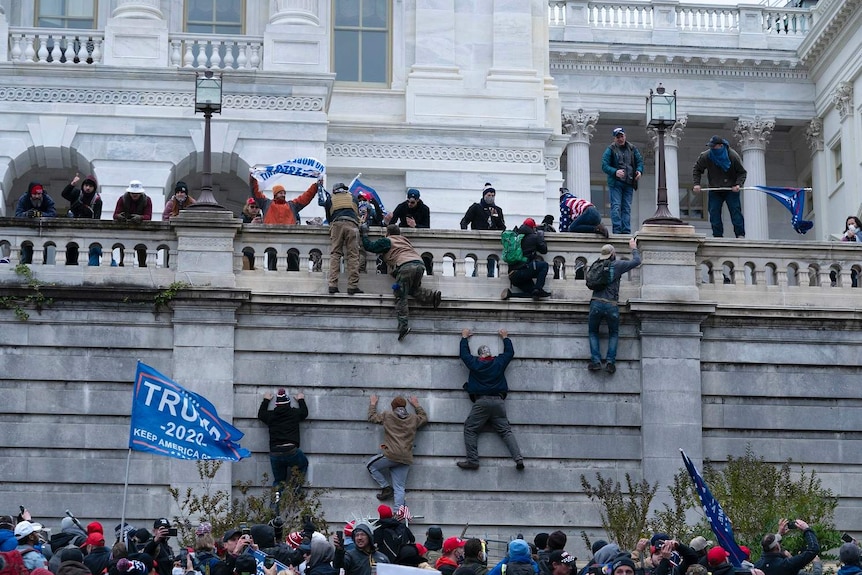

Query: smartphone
168 528 178 538
336 531 344 546
843 533 853 543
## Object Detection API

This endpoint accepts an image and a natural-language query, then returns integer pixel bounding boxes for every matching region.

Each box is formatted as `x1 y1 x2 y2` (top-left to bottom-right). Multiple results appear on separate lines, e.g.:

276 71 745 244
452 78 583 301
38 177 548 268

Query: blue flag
129 362 250 461
680 450 746 567
752 186 814 234
349 178 388 216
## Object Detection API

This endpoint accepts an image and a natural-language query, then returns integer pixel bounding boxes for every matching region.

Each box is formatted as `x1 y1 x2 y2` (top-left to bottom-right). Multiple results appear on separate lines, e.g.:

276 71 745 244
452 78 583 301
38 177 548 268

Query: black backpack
585 258 614 290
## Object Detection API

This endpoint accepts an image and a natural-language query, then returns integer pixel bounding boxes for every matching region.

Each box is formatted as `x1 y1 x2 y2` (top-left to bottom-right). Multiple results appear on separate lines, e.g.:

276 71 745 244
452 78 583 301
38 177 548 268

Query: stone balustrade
548 0 811 48
8 27 104 64
3 216 861 305
168 33 263 70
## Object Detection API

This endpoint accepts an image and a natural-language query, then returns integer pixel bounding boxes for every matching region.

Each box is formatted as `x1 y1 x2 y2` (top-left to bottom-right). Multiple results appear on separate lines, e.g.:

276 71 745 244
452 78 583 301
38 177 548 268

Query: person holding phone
142 518 177 575
755 519 819 575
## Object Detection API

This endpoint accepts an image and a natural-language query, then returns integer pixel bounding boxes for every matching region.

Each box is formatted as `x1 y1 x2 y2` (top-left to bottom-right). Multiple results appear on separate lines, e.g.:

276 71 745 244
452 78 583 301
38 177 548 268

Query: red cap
30 185 44 195
378 504 393 519
286 532 303 549
442 537 465 554
343 521 355 538
523 217 537 228
707 547 729 566
81 532 105 547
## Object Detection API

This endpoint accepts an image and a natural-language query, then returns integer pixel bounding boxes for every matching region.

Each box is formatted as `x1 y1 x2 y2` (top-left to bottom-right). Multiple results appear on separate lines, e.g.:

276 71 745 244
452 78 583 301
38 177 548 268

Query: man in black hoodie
502 218 550 300
62 173 102 219
257 388 309 506
460 183 506 277
373 505 414 563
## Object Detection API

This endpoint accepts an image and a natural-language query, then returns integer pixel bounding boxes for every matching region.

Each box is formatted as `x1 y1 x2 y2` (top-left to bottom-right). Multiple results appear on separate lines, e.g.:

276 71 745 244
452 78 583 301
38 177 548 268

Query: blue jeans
367 454 411 509
567 205 602 233
588 300 620 364
463 396 522 464
609 181 634 234
270 449 309 498
509 260 549 293
708 191 745 237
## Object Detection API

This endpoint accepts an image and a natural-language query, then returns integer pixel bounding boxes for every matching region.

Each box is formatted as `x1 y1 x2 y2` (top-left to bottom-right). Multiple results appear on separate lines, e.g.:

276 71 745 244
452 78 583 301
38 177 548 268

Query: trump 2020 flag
129 362 250 461
349 177 388 216
752 186 814 234
250 157 325 183
680 449 746 567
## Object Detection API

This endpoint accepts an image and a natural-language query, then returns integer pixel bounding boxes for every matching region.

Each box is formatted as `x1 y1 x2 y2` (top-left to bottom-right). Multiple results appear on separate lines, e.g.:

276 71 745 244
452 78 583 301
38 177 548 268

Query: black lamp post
190 69 224 209
643 83 684 226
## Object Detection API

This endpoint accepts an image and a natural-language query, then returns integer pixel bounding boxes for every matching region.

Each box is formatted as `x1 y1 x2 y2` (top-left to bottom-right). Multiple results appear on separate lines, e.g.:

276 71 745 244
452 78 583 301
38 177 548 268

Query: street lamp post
643 83 684 226
190 69 224 208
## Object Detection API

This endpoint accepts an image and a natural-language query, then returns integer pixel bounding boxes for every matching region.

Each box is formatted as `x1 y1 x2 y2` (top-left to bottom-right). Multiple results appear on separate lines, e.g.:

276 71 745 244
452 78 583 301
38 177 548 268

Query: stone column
103 0 168 67
647 115 687 218
805 118 827 240
171 209 242 288
561 109 599 202
0 4 8 62
263 0 325 72
734 117 774 240
832 82 855 219
270 0 320 25
491 0 532 71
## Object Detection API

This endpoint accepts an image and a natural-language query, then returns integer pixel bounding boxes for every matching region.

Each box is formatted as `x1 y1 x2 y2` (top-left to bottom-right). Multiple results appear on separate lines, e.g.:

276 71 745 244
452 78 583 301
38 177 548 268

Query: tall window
679 186 706 220
333 0 390 84
186 0 243 34
831 140 843 184
590 182 609 217
37 0 96 29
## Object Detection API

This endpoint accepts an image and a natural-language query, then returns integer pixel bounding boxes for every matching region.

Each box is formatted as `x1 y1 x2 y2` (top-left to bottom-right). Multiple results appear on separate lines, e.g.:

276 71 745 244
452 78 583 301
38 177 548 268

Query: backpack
585 258 614 290
0 550 29 575
501 229 527 265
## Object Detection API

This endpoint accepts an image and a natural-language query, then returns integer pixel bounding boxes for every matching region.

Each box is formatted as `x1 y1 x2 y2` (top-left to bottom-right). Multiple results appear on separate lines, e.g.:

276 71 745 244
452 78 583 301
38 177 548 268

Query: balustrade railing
8 27 104 64
3 219 862 306
168 33 262 70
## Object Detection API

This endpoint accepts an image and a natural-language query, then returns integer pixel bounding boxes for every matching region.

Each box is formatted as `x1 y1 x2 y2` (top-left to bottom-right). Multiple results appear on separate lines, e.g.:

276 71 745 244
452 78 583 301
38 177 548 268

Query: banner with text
129 362 250 461
250 158 325 183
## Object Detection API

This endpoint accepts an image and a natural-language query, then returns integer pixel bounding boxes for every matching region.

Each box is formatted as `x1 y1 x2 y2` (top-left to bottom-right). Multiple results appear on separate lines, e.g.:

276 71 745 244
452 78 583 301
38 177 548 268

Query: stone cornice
798 0 862 67
550 54 809 81
325 143 543 164
0 87 325 111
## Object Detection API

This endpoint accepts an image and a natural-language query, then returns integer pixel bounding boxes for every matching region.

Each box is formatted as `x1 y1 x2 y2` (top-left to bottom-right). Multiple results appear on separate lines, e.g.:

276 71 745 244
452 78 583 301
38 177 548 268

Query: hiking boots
532 288 552 299
398 326 411 341
501 288 511 300
595 224 609 239
456 461 480 470
588 362 602 371
376 486 394 501
606 363 616 374
328 286 339 294
516 460 525 471
433 291 442 308
347 288 363 295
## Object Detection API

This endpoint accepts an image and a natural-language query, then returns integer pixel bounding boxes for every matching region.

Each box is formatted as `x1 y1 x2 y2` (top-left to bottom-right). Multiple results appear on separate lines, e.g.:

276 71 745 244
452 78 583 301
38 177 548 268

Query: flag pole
118 447 132 543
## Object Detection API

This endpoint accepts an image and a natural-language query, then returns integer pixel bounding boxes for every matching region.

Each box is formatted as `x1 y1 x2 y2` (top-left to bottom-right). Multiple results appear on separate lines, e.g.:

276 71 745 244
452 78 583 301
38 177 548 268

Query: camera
240 522 250 536
169 528 178 538
843 533 853 543
787 520 798 530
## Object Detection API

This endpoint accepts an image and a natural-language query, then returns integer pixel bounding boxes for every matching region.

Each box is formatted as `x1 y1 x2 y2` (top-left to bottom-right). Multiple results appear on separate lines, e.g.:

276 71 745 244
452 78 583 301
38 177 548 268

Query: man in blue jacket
456 328 524 471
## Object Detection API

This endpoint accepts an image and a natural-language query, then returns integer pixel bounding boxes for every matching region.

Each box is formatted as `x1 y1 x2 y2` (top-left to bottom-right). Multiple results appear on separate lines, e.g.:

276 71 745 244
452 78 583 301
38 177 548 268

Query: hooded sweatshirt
16 182 58 218
367 401 428 465
62 175 102 219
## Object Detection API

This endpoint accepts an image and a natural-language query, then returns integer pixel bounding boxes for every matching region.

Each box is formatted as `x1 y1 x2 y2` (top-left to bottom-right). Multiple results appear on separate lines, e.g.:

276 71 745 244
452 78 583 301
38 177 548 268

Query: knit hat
61 517 77 531
443 537 466 554
406 188 420 199
425 526 443 550
599 244 615 260
275 389 290 405
707 547 728 566
272 185 286 195
29 184 44 196
542 215 555 225
60 548 86 563
378 505 393 519
174 181 189 193
591 540 608 555
117 557 152 575
391 396 407 409
708 135 724 147
548 531 567 551
507 540 530 560
549 550 577 566
841 543 861 565
690 536 713 552
286 531 303 549
612 558 636 575
534 533 549 550
523 218 537 229
81 532 105 547
195 523 212 537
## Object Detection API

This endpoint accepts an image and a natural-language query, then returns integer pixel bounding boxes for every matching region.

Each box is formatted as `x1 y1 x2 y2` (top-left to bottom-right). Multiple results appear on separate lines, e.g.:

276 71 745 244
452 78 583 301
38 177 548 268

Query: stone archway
2 146 95 218
163 151 252 219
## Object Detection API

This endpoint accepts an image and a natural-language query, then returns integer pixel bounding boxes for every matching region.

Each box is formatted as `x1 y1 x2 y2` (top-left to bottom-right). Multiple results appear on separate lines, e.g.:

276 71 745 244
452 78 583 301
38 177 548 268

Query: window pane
335 30 359 81
335 0 361 27
40 0 63 14
215 25 242 35
362 0 388 28
189 0 214 21
361 31 387 83
68 0 94 17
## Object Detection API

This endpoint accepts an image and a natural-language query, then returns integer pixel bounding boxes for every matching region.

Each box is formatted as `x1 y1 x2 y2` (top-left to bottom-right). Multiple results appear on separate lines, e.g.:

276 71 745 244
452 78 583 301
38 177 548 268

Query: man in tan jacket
366 395 428 509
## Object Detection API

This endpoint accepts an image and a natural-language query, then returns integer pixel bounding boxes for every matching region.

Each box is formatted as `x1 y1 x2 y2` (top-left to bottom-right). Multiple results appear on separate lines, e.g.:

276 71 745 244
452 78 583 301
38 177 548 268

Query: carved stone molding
545 156 560 170
326 143 543 164
734 116 774 150
805 117 824 154
0 87 324 111
831 81 854 120
561 109 599 143
550 57 808 81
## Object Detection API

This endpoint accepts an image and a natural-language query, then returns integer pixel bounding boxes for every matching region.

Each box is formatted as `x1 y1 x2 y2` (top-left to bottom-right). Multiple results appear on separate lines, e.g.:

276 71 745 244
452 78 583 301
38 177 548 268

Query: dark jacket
62 175 102 219
692 146 747 189
457 558 490 575
84 546 112 575
837 565 862 575
460 198 505 230
257 398 309 450
389 200 430 228
652 543 698 575
460 337 514 397
602 142 644 188
113 193 153 221
373 519 415 563
341 546 389 575
755 529 819 575
509 224 547 272
16 182 58 218
590 249 642 303
142 538 175 575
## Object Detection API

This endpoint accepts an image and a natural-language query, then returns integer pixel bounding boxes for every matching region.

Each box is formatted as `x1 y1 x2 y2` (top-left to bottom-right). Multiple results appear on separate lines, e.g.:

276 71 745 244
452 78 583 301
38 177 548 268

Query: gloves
27 209 41 218
130 214 143 223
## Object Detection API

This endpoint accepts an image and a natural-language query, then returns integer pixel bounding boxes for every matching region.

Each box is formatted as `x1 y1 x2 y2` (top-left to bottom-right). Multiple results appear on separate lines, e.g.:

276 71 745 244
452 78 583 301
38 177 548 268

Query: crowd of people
1 507 841 575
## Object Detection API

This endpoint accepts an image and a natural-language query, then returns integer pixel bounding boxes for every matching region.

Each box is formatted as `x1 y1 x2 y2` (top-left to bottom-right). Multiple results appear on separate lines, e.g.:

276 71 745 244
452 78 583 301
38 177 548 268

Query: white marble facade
0 0 859 239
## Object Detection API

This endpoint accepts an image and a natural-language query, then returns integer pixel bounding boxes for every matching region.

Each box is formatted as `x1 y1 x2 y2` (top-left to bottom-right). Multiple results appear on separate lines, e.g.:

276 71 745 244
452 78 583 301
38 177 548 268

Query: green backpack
501 229 528 265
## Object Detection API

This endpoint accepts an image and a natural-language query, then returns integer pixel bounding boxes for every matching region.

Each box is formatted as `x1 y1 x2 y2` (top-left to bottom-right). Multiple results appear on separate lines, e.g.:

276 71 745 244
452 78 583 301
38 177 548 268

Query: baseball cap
223 528 242 542
14 521 43 538
613 127 625 136
707 547 729 566
153 518 171 530
442 537 466 554
406 188 420 199
549 550 577 566
523 218 537 229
